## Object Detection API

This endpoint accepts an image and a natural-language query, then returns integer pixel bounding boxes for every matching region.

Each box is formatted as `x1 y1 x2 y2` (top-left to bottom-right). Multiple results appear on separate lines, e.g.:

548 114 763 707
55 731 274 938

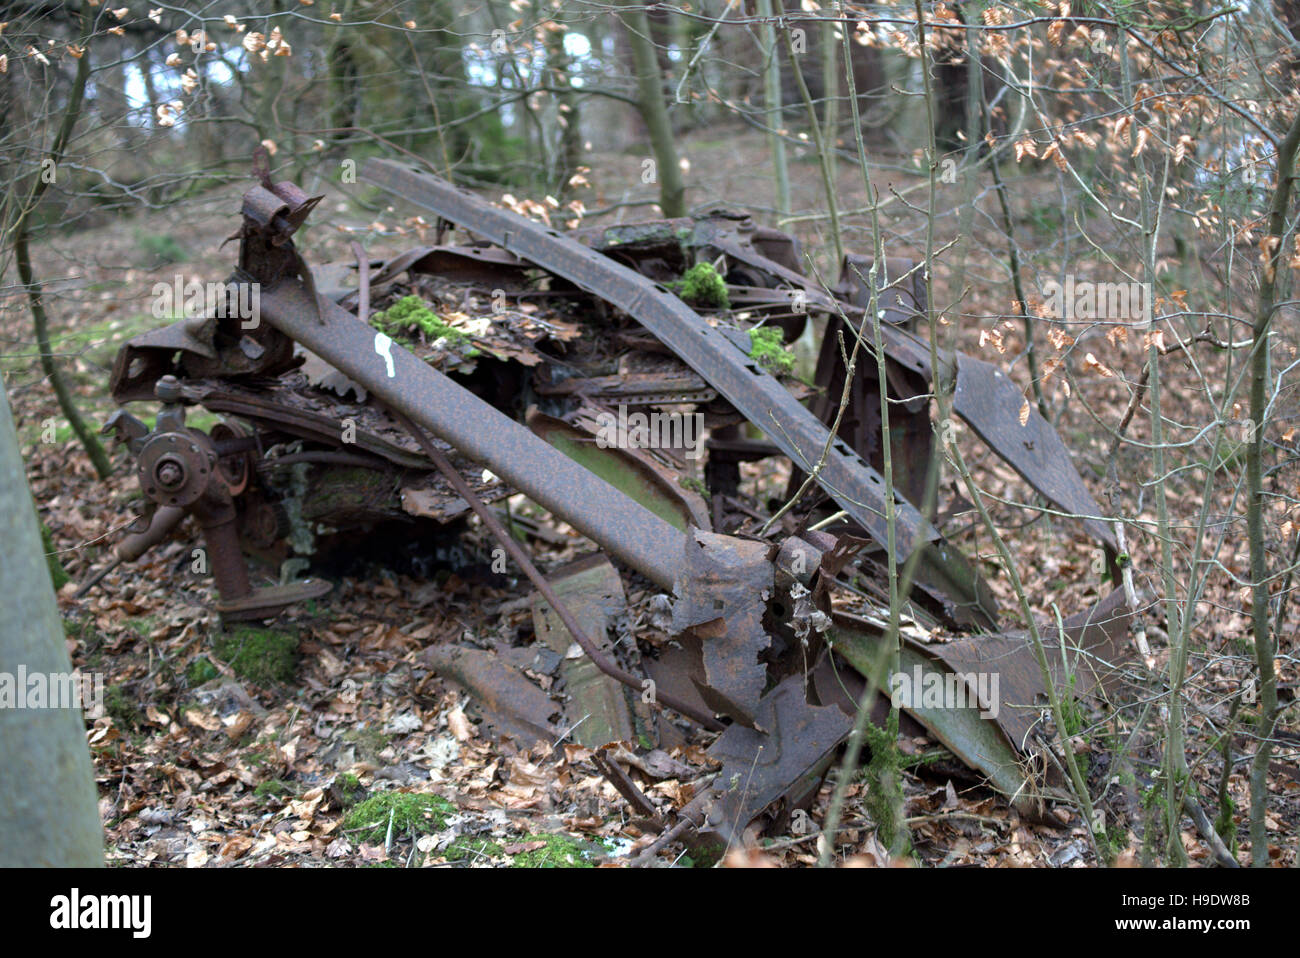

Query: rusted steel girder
253 278 689 592
360 158 1000 629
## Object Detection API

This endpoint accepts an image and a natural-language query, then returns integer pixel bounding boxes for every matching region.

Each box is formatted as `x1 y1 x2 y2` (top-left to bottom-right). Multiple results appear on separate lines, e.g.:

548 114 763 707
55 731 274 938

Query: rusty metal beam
692 226 1118 552
254 278 689 591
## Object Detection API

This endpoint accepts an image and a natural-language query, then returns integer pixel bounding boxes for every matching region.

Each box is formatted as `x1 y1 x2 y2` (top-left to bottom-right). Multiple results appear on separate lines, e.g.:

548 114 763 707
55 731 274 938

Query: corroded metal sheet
703 674 852 844
671 530 774 727
954 353 1117 550
530 554 634 748
918 587 1133 750
421 644 561 745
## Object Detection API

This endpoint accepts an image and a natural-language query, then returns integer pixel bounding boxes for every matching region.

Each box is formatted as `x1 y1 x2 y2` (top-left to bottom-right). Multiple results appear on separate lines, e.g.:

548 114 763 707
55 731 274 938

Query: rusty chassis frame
361 159 1005 628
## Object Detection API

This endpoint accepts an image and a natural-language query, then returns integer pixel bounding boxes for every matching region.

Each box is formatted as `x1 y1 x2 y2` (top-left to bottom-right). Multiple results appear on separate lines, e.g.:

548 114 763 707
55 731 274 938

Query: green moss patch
329 772 367 810
254 779 294 801
509 833 612 868
212 626 299 685
445 835 504 863
670 262 730 308
748 326 794 376
185 655 220 686
40 520 68 591
371 294 477 355
342 792 456 844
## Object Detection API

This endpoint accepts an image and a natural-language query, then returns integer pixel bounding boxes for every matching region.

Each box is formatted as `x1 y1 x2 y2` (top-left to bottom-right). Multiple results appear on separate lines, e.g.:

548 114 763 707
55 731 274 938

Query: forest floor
3 122 1297 867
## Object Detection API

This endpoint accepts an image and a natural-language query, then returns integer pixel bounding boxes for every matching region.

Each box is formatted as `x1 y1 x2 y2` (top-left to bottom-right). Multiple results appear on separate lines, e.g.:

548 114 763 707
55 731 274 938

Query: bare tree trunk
619 1 686 217
758 0 791 217
548 26 584 202
1245 107 1300 866
12 1 112 479
0 381 103 867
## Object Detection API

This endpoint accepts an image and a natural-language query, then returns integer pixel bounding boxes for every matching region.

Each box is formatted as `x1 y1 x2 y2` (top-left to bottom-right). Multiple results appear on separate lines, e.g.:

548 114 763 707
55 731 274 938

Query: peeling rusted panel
671 531 774 727
702 674 852 845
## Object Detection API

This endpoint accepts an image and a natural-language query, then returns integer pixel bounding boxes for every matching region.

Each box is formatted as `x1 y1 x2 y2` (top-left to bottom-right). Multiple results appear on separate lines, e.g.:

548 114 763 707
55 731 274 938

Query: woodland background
1 0 1297 867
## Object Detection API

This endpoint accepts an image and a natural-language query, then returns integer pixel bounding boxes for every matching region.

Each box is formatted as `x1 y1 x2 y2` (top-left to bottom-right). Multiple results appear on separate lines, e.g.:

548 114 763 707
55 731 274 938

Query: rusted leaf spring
700 231 1118 552
361 159 999 629
254 279 688 592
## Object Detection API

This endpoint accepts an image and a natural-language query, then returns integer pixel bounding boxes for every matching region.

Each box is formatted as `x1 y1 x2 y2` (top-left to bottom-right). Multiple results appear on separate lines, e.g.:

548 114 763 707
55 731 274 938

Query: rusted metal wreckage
88 158 1134 851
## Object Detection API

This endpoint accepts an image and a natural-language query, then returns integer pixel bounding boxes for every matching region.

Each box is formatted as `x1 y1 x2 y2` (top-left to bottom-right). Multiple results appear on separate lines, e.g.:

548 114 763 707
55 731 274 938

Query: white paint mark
374 331 396 378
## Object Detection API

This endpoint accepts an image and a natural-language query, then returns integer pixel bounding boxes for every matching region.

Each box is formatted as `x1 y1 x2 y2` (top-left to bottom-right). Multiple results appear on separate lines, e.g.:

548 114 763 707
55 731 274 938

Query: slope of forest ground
4 123 1296 867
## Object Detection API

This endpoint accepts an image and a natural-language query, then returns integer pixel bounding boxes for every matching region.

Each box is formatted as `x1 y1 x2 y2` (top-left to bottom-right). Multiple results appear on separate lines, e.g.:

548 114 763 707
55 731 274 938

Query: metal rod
386 404 725 733
350 240 370 323
73 556 122 599
591 751 662 823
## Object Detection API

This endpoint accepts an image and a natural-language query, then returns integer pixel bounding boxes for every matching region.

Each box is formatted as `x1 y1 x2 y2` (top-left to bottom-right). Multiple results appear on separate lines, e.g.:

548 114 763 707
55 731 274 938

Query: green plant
671 262 729 308
445 835 504 863
861 709 911 859
212 626 298 684
343 792 455 844
1214 793 1238 854
103 686 141 731
678 475 709 499
254 779 294 801
330 772 367 810
40 520 68 591
508 833 611 868
370 295 478 355
748 325 795 375
185 656 219 686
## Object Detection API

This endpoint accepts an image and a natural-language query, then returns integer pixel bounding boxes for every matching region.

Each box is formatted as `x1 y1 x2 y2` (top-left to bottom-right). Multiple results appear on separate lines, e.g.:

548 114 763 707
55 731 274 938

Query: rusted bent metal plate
916 586 1134 751
421 644 562 746
826 588 1133 813
336 245 532 309
703 674 852 845
953 353 1117 550
670 531 774 727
